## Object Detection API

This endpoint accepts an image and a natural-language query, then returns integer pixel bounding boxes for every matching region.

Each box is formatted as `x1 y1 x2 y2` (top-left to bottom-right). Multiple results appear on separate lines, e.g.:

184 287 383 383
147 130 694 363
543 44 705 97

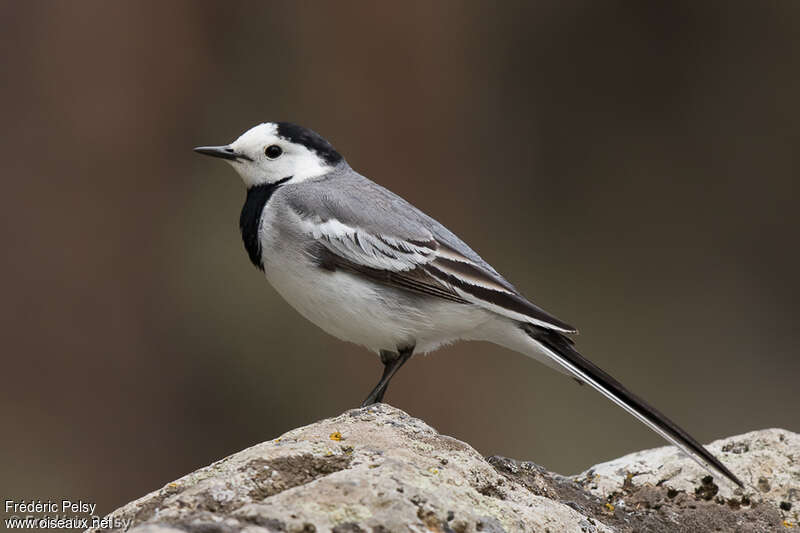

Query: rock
572 428 799 531
86 405 796 533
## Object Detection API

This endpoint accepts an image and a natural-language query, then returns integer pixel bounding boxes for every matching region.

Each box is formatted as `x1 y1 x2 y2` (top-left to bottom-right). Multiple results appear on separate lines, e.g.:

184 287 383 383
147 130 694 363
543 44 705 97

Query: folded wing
290 204 575 333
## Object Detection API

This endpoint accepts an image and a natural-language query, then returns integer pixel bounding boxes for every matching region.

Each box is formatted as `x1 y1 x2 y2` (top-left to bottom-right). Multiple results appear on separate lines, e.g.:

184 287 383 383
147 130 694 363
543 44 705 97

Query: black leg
361 346 414 407
365 351 396 405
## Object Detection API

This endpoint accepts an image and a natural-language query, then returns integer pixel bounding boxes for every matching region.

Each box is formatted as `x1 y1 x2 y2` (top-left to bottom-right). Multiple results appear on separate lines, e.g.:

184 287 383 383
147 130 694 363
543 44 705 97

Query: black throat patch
239 176 292 270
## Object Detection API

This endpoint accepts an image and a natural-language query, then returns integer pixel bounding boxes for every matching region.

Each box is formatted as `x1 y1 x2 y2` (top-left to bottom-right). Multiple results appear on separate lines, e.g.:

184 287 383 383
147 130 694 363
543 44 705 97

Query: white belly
262 257 491 355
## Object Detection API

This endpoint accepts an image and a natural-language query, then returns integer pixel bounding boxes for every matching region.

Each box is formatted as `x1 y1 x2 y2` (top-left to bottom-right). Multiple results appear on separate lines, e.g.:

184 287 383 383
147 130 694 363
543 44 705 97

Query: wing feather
291 206 575 333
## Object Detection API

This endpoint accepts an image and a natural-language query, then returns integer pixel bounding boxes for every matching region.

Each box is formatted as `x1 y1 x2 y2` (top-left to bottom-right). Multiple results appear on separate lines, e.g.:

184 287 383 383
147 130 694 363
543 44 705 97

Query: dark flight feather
308 244 469 304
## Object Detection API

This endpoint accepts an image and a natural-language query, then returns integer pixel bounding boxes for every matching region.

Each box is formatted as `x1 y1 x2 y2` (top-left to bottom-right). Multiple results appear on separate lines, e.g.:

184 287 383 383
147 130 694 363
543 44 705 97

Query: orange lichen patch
604 502 615 512
329 431 343 441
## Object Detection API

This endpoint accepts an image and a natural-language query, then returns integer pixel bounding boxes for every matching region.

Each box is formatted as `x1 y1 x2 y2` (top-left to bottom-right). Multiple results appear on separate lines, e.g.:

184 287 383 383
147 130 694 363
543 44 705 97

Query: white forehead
230 122 279 151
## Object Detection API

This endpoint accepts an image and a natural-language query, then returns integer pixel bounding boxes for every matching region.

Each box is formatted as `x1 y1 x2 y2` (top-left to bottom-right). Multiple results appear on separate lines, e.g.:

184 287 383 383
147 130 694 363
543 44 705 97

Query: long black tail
523 324 743 488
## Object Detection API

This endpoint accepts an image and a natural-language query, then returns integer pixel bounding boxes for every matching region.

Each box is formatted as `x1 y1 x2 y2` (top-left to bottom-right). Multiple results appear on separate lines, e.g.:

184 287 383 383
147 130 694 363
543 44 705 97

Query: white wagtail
195 122 742 487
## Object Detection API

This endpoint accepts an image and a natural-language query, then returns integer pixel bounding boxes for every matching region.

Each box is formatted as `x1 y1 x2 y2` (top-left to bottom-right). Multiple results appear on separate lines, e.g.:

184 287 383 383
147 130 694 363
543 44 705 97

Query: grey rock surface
87 405 796 533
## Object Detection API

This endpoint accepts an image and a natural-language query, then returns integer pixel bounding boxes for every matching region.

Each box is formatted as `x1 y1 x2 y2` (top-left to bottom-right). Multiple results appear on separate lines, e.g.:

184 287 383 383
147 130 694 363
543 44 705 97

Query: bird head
194 122 343 188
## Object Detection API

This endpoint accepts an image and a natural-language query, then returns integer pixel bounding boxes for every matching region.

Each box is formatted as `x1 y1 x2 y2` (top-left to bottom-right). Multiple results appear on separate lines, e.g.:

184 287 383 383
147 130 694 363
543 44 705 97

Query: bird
194 121 743 488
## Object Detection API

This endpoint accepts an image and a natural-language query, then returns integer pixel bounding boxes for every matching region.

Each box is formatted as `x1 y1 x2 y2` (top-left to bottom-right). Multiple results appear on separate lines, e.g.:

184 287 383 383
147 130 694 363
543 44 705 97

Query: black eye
265 145 282 159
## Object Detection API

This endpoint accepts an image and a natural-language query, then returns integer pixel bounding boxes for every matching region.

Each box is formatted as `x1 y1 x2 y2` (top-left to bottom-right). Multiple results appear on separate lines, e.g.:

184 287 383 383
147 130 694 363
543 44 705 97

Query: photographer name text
5 500 96 515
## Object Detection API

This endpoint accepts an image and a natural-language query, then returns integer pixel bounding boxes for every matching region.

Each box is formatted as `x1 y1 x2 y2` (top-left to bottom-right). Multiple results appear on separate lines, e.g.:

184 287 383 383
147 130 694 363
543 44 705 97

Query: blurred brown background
1 0 798 517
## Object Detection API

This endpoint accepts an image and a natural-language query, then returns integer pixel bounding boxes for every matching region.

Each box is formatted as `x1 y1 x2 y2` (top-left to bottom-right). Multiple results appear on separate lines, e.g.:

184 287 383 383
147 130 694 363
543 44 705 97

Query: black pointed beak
193 145 242 161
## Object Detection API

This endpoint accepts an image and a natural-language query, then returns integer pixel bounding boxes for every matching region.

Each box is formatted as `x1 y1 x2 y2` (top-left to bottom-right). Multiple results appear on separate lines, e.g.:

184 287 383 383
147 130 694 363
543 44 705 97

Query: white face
213 123 334 188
